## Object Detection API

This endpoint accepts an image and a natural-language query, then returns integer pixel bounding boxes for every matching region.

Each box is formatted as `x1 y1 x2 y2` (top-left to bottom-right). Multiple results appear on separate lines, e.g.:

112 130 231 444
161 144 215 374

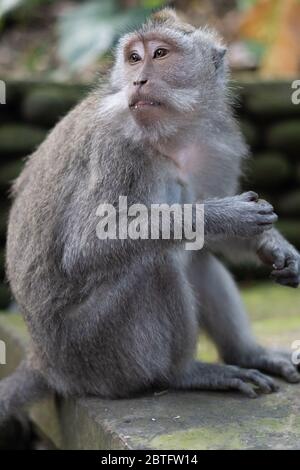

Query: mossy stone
227 262 270 282
246 86 300 119
276 220 300 250
0 124 46 157
248 153 291 189
0 208 8 242
267 120 300 156
240 120 258 148
296 165 300 184
278 191 300 217
0 284 11 309
0 250 5 281
5 81 32 106
0 160 24 188
22 86 85 127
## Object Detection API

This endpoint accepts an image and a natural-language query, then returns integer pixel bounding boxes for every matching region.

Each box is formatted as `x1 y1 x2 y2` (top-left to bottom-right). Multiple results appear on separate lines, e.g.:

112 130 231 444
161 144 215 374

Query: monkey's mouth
129 100 161 110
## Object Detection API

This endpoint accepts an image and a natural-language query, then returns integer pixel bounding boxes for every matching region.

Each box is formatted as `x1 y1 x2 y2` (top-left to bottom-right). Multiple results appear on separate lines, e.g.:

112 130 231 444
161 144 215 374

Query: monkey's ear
212 46 227 71
151 8 179 24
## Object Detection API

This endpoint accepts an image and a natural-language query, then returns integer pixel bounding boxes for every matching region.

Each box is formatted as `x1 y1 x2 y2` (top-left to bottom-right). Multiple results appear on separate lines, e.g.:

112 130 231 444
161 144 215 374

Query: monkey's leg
0 360 50 424
171 360 277 398
189 251 300 384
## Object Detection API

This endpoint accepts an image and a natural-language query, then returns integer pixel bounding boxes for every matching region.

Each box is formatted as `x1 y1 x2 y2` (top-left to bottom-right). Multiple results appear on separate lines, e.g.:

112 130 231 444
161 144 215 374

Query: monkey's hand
257 229 300 288
204 191 277 239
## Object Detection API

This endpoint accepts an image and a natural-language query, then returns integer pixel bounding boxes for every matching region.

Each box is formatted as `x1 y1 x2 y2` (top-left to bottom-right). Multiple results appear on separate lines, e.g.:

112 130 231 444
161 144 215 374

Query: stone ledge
0 313 300 450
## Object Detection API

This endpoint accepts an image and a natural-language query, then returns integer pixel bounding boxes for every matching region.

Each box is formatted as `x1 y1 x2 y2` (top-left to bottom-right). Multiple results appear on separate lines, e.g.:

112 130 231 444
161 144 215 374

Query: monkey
1 8 300 423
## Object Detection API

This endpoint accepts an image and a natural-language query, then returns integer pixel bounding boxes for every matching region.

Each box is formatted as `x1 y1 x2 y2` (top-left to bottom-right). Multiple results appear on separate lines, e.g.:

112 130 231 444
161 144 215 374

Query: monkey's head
111 8 228 139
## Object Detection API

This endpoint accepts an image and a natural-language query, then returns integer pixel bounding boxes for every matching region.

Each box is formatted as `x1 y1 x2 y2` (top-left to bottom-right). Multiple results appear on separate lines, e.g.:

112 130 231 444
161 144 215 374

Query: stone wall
0 80 299 308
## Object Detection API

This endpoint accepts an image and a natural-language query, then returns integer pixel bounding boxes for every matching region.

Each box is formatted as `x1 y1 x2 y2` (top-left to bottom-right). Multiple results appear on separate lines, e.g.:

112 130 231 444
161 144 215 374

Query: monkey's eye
153 48 168 59
128 52 141 64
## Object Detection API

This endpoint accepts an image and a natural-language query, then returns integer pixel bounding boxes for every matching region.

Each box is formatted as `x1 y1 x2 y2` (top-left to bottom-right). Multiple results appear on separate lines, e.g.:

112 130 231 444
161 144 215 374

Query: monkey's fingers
227 379 258 398
257 213 278 226
235 369 278 394
240 191 259 202
271 256 300 287
249 352 300 383
257 201 275 214
258 245 285 268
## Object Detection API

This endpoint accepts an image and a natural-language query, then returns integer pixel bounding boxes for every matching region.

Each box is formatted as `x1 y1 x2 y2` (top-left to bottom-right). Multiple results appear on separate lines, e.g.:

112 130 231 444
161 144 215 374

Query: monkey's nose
133 79 148 87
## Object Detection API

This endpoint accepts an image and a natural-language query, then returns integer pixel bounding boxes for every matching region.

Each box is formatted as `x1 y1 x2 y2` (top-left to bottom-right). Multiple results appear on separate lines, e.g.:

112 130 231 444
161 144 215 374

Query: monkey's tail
0 360 50 425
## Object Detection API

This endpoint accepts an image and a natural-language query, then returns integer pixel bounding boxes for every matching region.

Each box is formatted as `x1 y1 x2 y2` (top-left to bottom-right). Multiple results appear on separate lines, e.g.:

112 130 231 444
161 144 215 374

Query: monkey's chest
166 142 237 200
167 142 202 179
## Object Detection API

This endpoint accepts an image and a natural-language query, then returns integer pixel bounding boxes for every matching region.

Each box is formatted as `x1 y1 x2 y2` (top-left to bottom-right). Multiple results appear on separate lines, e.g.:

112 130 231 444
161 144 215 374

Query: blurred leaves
58 0 153 70
0 0 23 17
239 0 300 77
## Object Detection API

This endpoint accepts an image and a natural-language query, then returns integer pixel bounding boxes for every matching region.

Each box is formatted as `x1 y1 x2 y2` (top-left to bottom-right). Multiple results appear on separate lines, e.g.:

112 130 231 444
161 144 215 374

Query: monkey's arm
60 189 276 278
212 228 300 288
203 191 277 241
256 228 300 288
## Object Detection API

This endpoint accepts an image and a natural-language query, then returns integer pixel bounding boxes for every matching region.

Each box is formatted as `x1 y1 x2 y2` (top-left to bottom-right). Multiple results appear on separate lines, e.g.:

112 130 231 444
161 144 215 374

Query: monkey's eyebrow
122 34 182 58
123 37 143 58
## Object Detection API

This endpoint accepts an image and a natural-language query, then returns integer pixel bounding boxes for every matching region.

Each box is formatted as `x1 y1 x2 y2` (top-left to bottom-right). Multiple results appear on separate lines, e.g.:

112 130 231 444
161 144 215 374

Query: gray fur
2 9 300 422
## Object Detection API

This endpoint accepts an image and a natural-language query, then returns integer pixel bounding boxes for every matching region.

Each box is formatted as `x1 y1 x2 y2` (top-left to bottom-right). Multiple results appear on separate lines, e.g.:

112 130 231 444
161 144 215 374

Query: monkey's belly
42 253 198 398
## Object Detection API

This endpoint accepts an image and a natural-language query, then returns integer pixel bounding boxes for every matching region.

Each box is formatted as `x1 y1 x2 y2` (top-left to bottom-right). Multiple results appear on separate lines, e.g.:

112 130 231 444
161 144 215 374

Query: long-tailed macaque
1 8 300 422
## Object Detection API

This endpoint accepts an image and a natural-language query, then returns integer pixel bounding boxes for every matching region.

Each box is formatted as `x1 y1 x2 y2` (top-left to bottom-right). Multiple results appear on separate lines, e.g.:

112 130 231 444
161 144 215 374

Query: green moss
297 165 300 184
0 284 11 309
0 210 8 242
149 426 242 450
246 87 300 118
278 190 300 217
22 86 85 127
267 120 300 155
229 262 270 282
0 160 24 188
0 249 5 280
0 124 46 157
253 316 300 337
148 414 300 450
240 120 258 148
248 153 291 189
275 220 300 250
242 282 300 321
0 313 28 335
196 333 218 362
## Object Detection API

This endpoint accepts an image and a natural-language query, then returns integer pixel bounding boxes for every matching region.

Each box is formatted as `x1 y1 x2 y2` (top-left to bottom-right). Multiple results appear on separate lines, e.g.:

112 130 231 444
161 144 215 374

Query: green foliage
58 0 153 70
248 152 291 189
0 160 24 187
276 220 300 250
237 0 258 12
267 120 300 155
278 191 300 218
0 0 50 25
0 124 46 156
240 120 258 147
142 0 165 8
0 0 23 18
22 85 86 127
0 284 11 309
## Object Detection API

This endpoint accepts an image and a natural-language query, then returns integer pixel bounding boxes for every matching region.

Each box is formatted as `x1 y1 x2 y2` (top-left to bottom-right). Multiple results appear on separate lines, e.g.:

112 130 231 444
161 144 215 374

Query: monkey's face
111 20 228 138
121 34 199 127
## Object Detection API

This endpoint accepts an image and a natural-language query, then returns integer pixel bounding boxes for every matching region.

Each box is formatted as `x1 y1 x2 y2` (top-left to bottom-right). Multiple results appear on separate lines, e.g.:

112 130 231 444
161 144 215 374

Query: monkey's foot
228 349 300 384
172 362 278 398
